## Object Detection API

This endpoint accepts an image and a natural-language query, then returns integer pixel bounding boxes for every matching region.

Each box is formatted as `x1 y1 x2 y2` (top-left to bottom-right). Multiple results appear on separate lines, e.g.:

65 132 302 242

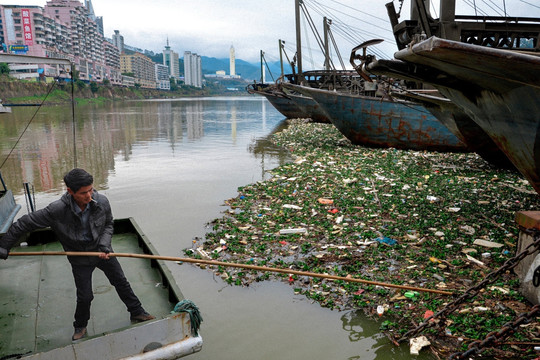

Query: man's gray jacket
0 190 114 265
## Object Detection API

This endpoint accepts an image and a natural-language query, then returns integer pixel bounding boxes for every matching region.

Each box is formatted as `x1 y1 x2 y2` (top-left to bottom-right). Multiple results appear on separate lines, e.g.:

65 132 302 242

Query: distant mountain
200 56 286 82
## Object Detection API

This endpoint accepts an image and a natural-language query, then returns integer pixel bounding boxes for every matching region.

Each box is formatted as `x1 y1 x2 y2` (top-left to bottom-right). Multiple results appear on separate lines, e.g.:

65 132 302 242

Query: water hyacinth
186 119 540 358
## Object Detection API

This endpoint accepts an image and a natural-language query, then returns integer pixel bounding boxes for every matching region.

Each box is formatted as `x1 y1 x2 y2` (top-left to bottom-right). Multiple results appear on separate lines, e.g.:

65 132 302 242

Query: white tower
229 45 236 76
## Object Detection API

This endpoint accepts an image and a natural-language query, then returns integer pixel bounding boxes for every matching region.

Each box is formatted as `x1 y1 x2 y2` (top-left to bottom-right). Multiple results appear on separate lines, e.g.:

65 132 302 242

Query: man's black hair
64 168 93 193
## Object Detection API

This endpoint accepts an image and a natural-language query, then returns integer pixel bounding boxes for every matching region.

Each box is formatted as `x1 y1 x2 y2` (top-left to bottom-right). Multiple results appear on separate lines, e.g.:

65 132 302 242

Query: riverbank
0 76 246 104
188 119 540 359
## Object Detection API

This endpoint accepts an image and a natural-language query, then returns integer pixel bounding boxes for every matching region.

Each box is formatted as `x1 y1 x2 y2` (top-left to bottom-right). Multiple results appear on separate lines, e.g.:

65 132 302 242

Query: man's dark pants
71 257 144 328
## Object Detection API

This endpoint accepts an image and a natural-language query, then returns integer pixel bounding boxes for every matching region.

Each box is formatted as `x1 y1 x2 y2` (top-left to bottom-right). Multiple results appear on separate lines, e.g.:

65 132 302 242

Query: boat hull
0 189 21 233
289 85 468 152
284 92 331 123
393 37 540 193
393 90 516 169
0 218 202 360
247 84 307 119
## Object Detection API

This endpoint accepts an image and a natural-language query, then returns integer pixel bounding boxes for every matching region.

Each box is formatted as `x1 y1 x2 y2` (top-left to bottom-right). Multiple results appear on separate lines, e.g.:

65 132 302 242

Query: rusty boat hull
282 90 331 123
390 89 516 170
286 84 469 152
247 83 307 119
384 36 540 193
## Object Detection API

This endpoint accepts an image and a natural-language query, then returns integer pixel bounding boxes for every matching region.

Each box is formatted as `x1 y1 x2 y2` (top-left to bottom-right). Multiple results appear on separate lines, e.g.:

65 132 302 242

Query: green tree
89 81 99 93
170 77 178 91
75 79 86 90
0 62 10 75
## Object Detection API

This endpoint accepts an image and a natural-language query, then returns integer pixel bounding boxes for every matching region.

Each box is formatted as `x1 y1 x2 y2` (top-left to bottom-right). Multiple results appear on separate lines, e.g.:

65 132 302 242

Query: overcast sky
7 0 539 67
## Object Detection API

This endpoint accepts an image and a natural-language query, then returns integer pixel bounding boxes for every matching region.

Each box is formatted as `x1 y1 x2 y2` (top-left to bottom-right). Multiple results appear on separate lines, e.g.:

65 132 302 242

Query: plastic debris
377 305 384 316
279 228 307 235
404 291 419 299
317 198 333 205
473 239 504 248
465 254 485 267
184 119 540 358
423 310 434 320
410 336 431 355
196 247 210 259
283 204 302 210
375 237 397 246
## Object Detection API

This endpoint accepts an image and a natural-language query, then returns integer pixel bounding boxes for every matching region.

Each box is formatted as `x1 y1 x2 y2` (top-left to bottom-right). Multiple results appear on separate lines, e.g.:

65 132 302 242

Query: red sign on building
21 9 33 46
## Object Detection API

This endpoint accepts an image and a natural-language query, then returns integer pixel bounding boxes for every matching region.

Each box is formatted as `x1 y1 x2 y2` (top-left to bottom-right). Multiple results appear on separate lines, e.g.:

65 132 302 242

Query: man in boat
0 168 154 341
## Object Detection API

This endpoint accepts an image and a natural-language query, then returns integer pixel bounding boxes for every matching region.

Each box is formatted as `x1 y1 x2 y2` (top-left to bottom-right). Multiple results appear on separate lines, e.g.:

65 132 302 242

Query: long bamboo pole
9 251 453 295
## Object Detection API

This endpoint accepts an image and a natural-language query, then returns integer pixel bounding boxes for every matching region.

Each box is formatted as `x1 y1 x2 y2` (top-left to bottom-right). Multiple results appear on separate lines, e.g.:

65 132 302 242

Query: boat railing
388 2 540 51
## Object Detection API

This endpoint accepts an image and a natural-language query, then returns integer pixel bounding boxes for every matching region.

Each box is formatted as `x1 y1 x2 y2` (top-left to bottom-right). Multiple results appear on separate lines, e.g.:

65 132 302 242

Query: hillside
137 50 289 82
201 56 285 82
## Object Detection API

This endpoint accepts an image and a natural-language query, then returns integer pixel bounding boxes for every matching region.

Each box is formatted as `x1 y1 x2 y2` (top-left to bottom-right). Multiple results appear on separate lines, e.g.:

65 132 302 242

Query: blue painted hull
290 85 468 152
396 90 516 170
285 92 331 123
246 84 307 119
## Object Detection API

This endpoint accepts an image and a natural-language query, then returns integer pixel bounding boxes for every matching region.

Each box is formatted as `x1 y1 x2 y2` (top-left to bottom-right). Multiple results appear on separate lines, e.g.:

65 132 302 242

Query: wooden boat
392 37 540 192
0 171 21 234
281 90 330 123
356 0 540 190
388 89 516 170
0 217 203 360
246 82 306 119
285 83 468 152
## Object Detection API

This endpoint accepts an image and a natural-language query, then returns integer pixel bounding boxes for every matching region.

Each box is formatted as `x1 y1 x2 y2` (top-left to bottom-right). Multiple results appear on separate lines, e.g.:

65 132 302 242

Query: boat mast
279 39 284 78
439 0 457 39
260 50 265 83
412 0 433 37
323 17 330 71
295 0 303 83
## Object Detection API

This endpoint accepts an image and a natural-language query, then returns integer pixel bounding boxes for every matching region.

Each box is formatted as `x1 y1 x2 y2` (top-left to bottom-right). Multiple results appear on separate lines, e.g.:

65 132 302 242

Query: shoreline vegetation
0 75 247 105
187 119 540 359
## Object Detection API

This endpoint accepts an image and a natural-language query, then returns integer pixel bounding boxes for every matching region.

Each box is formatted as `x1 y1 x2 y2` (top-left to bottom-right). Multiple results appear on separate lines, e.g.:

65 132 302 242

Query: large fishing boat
358 0 540 192
285 83 468 152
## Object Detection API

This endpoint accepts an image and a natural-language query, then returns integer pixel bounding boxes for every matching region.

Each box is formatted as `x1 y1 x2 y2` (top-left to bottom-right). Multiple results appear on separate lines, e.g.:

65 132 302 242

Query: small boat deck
0 219 202 359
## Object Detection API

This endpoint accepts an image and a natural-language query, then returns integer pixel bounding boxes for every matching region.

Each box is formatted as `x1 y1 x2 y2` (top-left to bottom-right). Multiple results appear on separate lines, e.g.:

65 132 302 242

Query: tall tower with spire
229 45 236 76
163 38 180 80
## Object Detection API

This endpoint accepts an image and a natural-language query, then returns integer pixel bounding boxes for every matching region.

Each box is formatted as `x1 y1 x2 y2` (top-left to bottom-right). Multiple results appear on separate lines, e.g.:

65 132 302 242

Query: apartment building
184 51 202 88
0 0 120 84
155 63 170 90
120 52 156 89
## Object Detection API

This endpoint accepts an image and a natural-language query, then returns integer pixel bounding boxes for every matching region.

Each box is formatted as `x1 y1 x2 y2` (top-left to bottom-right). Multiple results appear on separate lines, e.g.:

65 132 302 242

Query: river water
0 96 430 359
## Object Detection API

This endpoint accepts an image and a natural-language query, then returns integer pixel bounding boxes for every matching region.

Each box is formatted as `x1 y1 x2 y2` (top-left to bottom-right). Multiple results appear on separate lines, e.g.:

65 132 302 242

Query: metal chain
397 229 540 343
448 304 540 359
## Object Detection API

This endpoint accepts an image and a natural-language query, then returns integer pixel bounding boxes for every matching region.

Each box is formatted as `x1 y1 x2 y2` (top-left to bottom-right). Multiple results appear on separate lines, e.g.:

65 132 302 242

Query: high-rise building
162 38 179 80
184 51 202 88
229 45 235 76
120 52 156 89
112 30 124 54
0 1 120 84
155 63 170 90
